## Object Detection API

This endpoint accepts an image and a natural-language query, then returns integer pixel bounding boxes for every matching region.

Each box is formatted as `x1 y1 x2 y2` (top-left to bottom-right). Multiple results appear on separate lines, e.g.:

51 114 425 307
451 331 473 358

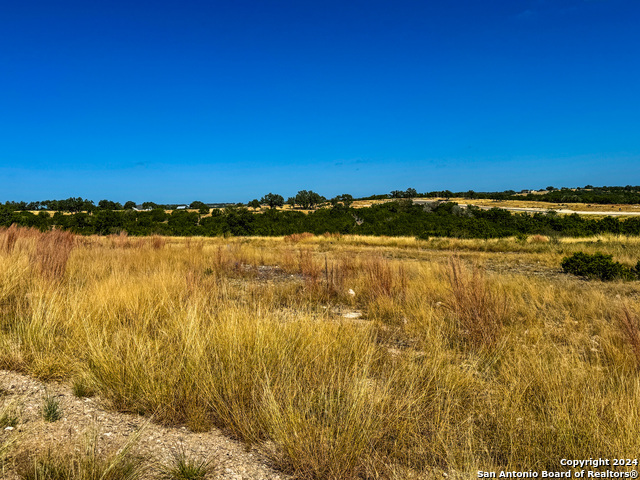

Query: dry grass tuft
284 232 315 243
1 224 19 254
108 231 130 248
298 248 321 280
13 430 148 480
616 303 640 369
529 234 550 243
150 235 166 250
322 231 341 239
1 225 41 255
33 230 75 280
445 257 509 349
362 255 407 300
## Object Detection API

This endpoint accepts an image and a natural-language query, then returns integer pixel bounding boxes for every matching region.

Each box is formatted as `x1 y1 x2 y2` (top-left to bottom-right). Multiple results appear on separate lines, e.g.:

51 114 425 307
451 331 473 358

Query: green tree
331 194 353 209
248 199 261 209
123 201 136 210
260 193 284 209
404 188 418 198
98 200 122 210
151 208 167 222
295 190 323 209
190 201 210 214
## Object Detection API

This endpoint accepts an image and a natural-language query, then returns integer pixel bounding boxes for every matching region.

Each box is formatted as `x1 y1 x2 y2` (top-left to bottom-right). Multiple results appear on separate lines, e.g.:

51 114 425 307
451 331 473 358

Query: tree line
3 200 640 238
5 185 640 215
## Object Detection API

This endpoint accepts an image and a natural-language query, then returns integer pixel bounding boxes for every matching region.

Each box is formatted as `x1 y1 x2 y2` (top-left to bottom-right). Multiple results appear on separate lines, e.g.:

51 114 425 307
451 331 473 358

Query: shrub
561 252 637 281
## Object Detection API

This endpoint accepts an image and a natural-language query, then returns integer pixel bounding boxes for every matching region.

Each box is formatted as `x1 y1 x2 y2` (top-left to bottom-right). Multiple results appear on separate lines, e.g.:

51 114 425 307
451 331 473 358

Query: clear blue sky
1 0 639 203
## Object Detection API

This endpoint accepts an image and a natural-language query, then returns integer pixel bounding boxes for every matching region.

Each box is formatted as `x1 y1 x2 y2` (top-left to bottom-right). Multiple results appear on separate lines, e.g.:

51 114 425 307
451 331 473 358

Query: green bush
561 252 637 281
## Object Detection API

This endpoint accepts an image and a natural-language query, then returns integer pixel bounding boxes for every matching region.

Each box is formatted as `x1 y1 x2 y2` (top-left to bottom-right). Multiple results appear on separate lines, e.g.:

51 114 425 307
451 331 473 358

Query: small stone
4 426 14 431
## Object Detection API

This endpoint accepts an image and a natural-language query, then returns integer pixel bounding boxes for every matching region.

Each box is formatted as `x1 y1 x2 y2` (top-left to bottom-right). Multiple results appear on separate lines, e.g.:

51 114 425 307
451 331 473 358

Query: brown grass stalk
445 257 509 349
1 224 19 254
616 303 640 370
34 230 75 280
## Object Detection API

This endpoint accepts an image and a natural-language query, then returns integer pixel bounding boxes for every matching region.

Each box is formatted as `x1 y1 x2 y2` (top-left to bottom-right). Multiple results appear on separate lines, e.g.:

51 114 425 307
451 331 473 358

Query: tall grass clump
14 430 148 480
158 447 214 480
149 235 166 250
616 303 640 369
33 230 75 280
362 255 407 300
445 257 509 349
1 224 19 254
284 232 314 243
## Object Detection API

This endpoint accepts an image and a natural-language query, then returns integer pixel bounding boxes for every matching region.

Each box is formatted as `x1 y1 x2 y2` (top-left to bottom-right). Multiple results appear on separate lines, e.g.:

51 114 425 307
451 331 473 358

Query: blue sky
1 0 639 203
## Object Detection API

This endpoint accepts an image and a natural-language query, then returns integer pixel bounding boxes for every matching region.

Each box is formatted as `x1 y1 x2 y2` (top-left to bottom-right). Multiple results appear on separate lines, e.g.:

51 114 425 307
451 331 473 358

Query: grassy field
2 228 640 479
423 197 640 213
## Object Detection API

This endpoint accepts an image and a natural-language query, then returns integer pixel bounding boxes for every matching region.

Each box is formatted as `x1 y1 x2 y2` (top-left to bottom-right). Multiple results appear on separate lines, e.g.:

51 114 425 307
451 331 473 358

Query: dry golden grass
445 257 509 349
445 197 640 213
1 228 640 478
33 229 75 281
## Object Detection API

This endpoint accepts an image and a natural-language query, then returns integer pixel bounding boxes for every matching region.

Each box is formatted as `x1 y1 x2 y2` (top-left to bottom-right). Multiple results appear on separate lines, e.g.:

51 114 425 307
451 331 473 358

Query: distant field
2 228 640 478
443 197 640 213
25 196 640 217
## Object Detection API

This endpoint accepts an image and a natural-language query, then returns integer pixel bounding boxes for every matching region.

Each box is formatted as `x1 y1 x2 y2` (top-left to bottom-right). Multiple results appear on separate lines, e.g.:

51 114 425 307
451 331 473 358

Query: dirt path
0 370 288 480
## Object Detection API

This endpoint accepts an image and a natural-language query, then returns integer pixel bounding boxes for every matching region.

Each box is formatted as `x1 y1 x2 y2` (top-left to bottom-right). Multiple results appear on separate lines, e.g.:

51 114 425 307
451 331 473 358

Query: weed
0 401 19 428
159 447 215 480
42 393 62 422
72 376 96 398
